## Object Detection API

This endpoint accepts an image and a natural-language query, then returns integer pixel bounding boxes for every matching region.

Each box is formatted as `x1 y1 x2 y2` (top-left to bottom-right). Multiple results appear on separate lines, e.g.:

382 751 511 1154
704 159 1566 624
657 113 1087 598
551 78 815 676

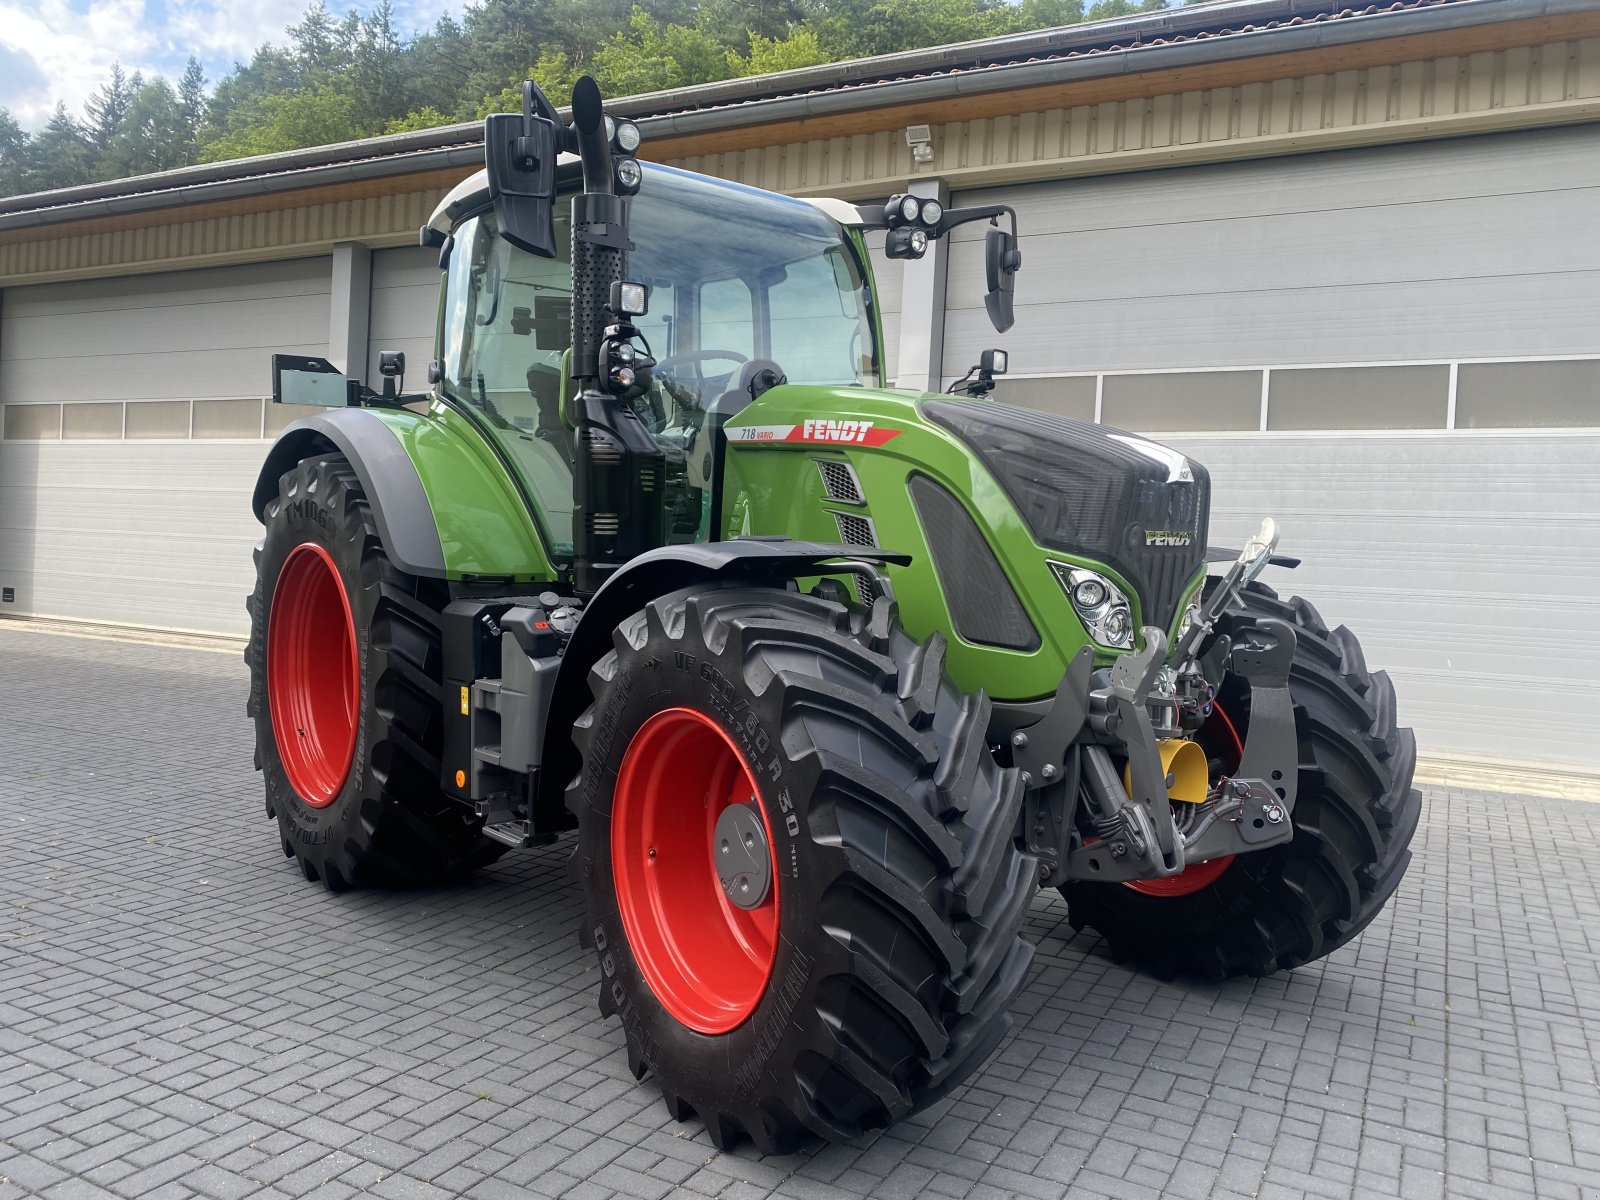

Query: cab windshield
439 164 879 560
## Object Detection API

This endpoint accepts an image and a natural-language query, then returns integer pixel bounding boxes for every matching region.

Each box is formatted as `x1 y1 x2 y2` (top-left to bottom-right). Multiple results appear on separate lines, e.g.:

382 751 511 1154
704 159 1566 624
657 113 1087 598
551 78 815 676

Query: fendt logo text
1144 530 1192 547
802 419 875 443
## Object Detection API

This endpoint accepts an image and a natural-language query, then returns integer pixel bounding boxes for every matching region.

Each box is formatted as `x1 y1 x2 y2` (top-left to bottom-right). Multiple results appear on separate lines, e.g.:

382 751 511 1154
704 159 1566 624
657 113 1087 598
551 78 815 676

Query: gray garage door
368 246 440 387
941 126 1600 768
0 257 331 635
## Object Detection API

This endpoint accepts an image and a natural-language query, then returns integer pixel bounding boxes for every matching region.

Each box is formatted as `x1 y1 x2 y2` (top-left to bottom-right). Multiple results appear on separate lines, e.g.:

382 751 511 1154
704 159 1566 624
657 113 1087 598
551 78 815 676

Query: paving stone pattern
2 626 1598 1200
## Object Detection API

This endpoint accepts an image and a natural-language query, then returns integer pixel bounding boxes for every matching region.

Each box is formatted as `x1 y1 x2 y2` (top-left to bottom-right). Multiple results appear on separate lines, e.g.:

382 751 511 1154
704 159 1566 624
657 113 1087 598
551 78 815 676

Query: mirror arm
933 204 1017 239
850 202 1017 240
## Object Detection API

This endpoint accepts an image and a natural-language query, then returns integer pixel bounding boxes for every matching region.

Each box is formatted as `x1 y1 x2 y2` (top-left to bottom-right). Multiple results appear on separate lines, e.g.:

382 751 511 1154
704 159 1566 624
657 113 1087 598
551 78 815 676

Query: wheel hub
714 802 771 910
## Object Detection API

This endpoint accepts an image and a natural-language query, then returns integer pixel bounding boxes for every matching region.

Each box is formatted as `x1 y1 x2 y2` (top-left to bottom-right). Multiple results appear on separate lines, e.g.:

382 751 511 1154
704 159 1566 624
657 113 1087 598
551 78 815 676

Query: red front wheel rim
267 543 359 808
1123 703 1245 898
612 708 779 1034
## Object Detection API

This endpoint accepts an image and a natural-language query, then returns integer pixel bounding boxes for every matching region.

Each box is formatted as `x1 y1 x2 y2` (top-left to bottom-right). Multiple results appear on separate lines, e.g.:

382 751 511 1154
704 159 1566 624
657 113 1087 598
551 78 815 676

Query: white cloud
0 0 159 126
161 0 322 69
0 0 466 130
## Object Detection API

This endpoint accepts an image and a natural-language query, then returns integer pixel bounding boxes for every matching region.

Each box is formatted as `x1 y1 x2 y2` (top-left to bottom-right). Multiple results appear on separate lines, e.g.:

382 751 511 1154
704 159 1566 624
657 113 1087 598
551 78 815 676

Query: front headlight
1051 564 1135 650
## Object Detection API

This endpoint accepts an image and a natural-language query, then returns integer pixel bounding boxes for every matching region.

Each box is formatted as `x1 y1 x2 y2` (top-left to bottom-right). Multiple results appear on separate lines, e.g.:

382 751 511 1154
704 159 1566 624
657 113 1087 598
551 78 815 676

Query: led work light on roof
884 226 928 260
885 192 942 230
615 157 643 194
610 280 649 317
613 120 642 153
862 193 1021 332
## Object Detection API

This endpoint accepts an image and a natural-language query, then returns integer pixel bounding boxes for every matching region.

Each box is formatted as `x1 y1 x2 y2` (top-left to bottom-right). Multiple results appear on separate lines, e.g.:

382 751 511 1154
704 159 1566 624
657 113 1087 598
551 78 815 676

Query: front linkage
1014 520 1299 887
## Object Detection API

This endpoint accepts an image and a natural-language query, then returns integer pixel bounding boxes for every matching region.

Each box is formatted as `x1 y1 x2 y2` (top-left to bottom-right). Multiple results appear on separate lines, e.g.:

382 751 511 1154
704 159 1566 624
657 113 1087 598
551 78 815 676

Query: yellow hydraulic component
1124 737 1209 804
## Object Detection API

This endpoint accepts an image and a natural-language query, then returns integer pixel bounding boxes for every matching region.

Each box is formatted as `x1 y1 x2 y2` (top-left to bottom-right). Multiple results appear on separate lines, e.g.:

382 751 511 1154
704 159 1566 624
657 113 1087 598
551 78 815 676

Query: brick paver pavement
2 626 1597 1200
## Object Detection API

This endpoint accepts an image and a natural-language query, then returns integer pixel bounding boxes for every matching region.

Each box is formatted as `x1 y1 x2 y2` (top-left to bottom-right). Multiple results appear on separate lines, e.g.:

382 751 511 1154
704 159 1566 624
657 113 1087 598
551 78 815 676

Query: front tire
247 453 503 889
568 584 1037 1152
1063 581 1422 979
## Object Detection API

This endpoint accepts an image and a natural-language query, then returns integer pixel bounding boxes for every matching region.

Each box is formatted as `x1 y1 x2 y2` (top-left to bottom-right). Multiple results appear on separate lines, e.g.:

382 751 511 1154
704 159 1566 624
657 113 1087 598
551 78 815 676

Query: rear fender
252 406 554 582
534 539 907 827
253 409 446 576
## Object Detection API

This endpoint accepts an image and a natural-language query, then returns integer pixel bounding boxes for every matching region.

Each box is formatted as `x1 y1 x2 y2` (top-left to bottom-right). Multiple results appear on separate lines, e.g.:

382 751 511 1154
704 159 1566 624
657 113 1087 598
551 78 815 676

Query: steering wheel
654 348 749 384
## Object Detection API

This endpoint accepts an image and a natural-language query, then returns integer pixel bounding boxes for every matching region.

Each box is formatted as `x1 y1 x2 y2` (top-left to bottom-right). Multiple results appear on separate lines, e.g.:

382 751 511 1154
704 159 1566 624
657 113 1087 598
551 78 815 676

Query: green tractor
247 78 1420 1153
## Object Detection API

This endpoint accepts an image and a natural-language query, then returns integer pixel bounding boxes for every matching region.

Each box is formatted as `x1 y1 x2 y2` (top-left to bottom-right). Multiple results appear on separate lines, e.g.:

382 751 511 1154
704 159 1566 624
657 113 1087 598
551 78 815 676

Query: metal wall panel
0 442 266 635
1164 432 1600 769
368 246 440 386
0 188 446 287
1 257 331 403
943 125 1600 375
0 259 332 632
667 38 1600 200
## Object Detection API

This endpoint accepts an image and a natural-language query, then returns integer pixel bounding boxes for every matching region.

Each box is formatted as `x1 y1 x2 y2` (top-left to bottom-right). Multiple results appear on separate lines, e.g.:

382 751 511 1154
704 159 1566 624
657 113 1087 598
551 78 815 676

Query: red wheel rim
612 708 779 1034
267 543 359 808
1124 703 1244 897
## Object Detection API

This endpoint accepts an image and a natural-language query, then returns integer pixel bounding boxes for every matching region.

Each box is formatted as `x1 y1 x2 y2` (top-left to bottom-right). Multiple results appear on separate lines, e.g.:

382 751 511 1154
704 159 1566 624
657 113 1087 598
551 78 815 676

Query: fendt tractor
248 78 1421 1153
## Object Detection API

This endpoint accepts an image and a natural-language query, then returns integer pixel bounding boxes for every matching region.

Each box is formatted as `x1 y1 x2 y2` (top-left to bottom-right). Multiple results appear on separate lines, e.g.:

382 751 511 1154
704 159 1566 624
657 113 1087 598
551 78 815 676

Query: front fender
534 539 907 826
252 405 554 582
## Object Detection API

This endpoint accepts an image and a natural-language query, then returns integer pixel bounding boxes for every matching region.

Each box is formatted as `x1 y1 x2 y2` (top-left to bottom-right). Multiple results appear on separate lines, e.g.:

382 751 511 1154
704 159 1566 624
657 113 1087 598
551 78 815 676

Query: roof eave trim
0 0 1565 232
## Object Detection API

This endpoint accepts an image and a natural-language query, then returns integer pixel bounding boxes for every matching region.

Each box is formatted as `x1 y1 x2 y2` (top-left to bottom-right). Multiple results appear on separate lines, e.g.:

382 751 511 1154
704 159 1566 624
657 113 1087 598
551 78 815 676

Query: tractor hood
720 382 1211 699
920 399 1211 639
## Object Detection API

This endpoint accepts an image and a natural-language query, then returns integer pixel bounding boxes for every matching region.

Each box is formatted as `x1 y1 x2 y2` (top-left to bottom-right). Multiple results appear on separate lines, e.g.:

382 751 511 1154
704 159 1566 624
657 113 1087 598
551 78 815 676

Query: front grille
923 399 1209 632
817 459 864 505
834 512 877 546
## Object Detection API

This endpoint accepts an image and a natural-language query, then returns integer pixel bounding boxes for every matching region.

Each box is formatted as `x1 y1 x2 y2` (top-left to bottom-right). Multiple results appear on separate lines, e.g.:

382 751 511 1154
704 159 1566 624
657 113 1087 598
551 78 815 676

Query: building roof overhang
0 0 1587 235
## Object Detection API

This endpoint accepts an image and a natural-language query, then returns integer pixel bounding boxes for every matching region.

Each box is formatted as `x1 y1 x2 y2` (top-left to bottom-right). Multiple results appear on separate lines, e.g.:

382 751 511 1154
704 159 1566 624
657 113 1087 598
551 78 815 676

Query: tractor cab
429 162 881 559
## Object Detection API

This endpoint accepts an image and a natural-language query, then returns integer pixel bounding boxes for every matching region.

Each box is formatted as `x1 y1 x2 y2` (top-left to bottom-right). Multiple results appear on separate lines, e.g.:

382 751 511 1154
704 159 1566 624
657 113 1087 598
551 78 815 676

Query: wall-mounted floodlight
905 124 934 165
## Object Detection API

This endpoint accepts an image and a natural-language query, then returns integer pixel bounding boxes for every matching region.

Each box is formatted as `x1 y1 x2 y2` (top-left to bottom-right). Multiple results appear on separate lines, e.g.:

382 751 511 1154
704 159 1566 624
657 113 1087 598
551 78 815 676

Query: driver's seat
687 359 786 491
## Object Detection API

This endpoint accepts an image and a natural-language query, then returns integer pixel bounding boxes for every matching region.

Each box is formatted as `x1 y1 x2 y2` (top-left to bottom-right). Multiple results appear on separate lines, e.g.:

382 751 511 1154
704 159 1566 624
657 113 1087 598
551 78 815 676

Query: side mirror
485 81 561 259
378 350 406 400
984 228 1021 334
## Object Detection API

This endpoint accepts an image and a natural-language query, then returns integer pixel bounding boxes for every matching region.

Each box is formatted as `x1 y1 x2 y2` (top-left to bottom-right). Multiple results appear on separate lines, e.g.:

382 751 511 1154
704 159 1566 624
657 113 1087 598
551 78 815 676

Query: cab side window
440 213 578 558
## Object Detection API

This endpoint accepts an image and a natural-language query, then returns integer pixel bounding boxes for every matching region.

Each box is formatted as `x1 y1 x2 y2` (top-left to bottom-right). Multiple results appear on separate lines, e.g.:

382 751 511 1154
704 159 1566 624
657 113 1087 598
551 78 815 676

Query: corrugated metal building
1 0 1597 771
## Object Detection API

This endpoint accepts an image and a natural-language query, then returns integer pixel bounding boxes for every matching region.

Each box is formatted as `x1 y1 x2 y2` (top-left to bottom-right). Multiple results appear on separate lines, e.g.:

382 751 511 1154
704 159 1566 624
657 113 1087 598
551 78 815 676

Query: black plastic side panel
532 539 907 830
908 474 1040 652
251 410 447 578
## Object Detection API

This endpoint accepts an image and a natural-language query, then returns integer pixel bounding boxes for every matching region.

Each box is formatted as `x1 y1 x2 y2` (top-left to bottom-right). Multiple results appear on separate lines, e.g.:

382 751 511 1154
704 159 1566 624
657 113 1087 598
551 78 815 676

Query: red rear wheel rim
612 708 779 1034
1124 703 1245 898
267 543 359 808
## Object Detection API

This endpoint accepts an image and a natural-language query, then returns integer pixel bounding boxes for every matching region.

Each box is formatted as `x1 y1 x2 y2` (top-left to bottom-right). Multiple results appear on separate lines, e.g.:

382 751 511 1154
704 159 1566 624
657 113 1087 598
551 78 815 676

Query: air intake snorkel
566 77 664 596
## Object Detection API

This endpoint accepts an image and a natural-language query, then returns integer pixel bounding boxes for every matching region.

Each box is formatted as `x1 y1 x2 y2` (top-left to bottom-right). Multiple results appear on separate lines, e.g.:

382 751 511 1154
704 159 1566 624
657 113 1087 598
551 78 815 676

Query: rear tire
247 453 504 889
568 583 1037 1152
1062 581 1421 979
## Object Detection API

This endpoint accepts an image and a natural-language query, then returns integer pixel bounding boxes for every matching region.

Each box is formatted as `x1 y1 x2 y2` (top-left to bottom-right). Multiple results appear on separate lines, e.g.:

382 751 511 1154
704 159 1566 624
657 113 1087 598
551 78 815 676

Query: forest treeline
0 0 1192 198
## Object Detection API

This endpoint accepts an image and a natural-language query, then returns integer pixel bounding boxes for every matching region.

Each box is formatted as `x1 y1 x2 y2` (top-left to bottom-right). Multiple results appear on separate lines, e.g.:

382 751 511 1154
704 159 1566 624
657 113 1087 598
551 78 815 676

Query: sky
0 0 456 128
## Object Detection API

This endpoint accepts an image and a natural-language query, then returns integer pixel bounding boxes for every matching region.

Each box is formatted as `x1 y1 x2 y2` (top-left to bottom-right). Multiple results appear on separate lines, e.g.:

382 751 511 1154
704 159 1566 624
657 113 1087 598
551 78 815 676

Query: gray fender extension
251 408 446 578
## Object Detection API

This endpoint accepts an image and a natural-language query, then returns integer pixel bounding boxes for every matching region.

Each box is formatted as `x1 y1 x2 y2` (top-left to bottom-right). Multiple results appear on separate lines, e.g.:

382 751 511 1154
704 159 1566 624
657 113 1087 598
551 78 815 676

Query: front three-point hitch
1014 520 1301 888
